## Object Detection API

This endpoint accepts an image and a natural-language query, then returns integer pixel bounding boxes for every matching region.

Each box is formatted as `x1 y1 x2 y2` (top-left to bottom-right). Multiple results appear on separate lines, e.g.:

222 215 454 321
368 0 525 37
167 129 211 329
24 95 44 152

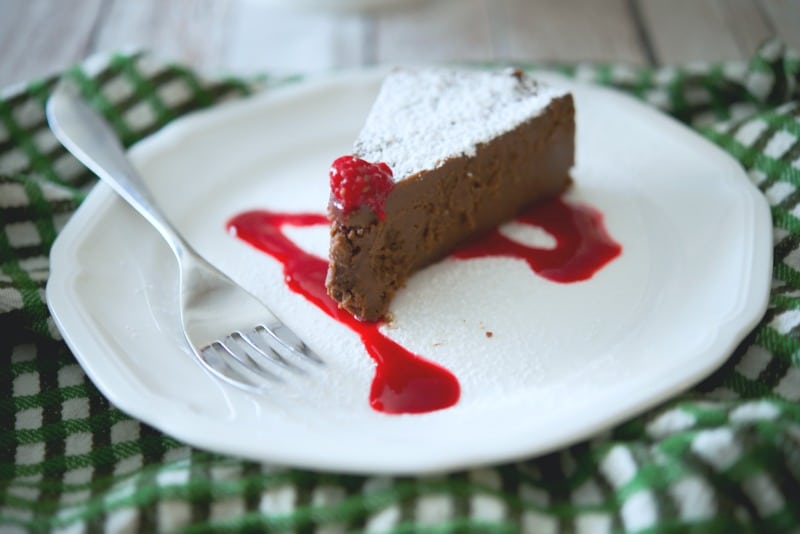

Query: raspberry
329 155 394 220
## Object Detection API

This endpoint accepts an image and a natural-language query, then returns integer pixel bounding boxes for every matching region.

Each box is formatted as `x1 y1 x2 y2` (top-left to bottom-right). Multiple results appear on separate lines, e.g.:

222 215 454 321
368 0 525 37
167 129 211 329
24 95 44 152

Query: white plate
47 69 772 474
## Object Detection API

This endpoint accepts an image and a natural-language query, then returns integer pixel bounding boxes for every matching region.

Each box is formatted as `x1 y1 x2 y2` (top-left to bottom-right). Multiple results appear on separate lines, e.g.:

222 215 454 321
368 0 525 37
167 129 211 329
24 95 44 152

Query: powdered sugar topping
354 68 568 181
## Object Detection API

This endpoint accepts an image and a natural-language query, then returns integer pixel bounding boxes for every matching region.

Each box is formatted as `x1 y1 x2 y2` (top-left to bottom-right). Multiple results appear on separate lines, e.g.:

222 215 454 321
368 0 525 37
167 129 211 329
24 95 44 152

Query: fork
46 81 323 393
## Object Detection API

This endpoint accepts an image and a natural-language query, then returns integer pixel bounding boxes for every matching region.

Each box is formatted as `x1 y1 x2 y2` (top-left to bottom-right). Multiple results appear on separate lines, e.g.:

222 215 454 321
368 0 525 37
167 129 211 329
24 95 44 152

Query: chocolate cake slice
326 68 575 321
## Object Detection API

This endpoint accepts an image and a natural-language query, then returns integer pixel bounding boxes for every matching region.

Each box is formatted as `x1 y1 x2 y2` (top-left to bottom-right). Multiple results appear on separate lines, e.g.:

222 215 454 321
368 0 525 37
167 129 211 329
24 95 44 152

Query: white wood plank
222 2 367 75
0 0 103 87
637 0 751 64
490 0 647 65
719 0 774 57
91 0 234 74
759 0 800 51
373 0 494 65
2 0 789 92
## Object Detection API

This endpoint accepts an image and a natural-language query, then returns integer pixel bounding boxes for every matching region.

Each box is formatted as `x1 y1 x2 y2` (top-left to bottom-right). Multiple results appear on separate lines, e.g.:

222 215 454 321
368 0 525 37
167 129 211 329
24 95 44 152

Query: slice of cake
326 68 575 321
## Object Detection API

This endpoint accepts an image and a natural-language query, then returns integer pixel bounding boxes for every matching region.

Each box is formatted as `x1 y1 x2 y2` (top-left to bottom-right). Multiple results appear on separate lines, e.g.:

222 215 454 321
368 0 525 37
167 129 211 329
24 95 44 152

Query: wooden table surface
1 0 798 89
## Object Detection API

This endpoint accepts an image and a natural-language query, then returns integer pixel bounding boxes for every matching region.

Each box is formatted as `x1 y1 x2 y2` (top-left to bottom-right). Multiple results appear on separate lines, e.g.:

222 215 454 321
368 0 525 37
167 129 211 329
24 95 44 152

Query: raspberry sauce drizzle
227 197 621 415
227 212 460 415
454 198 622 282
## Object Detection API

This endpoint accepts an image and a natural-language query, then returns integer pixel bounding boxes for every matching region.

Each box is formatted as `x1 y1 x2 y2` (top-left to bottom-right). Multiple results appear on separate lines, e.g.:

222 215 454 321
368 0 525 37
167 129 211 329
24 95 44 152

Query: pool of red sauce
227 198 621 415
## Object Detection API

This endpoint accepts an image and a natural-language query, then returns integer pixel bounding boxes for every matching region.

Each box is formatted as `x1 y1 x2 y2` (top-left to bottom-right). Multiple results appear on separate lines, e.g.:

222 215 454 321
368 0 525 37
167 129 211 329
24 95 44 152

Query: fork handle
47 82 193 261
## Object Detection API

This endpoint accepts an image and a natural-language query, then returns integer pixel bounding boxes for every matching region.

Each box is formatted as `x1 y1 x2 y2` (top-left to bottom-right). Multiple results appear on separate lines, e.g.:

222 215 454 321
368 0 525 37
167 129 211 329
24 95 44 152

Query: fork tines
199 323 323 391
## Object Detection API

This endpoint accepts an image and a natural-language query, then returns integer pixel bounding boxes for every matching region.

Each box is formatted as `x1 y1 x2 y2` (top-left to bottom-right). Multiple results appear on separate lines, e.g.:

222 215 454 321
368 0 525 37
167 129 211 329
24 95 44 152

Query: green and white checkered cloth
1 40 799 532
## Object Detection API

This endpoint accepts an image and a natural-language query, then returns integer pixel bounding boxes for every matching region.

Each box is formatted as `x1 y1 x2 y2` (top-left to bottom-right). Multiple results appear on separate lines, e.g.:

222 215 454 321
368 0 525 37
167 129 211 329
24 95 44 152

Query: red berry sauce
454 198 622 283
227 197 621 415
227 211 459 415
329 155 394 220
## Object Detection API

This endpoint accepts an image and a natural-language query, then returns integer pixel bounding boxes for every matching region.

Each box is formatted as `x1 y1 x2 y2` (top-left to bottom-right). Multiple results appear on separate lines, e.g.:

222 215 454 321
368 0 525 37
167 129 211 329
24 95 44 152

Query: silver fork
46 81 322 393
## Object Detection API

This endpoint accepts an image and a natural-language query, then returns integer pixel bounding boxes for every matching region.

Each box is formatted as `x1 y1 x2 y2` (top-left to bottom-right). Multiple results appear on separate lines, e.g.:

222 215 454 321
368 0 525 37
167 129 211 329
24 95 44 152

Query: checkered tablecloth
1 40 799 532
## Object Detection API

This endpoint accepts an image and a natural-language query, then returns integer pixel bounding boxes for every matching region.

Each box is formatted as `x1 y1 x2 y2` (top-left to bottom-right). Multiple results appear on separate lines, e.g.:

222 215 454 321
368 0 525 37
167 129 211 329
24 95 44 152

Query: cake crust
326 91 575 322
